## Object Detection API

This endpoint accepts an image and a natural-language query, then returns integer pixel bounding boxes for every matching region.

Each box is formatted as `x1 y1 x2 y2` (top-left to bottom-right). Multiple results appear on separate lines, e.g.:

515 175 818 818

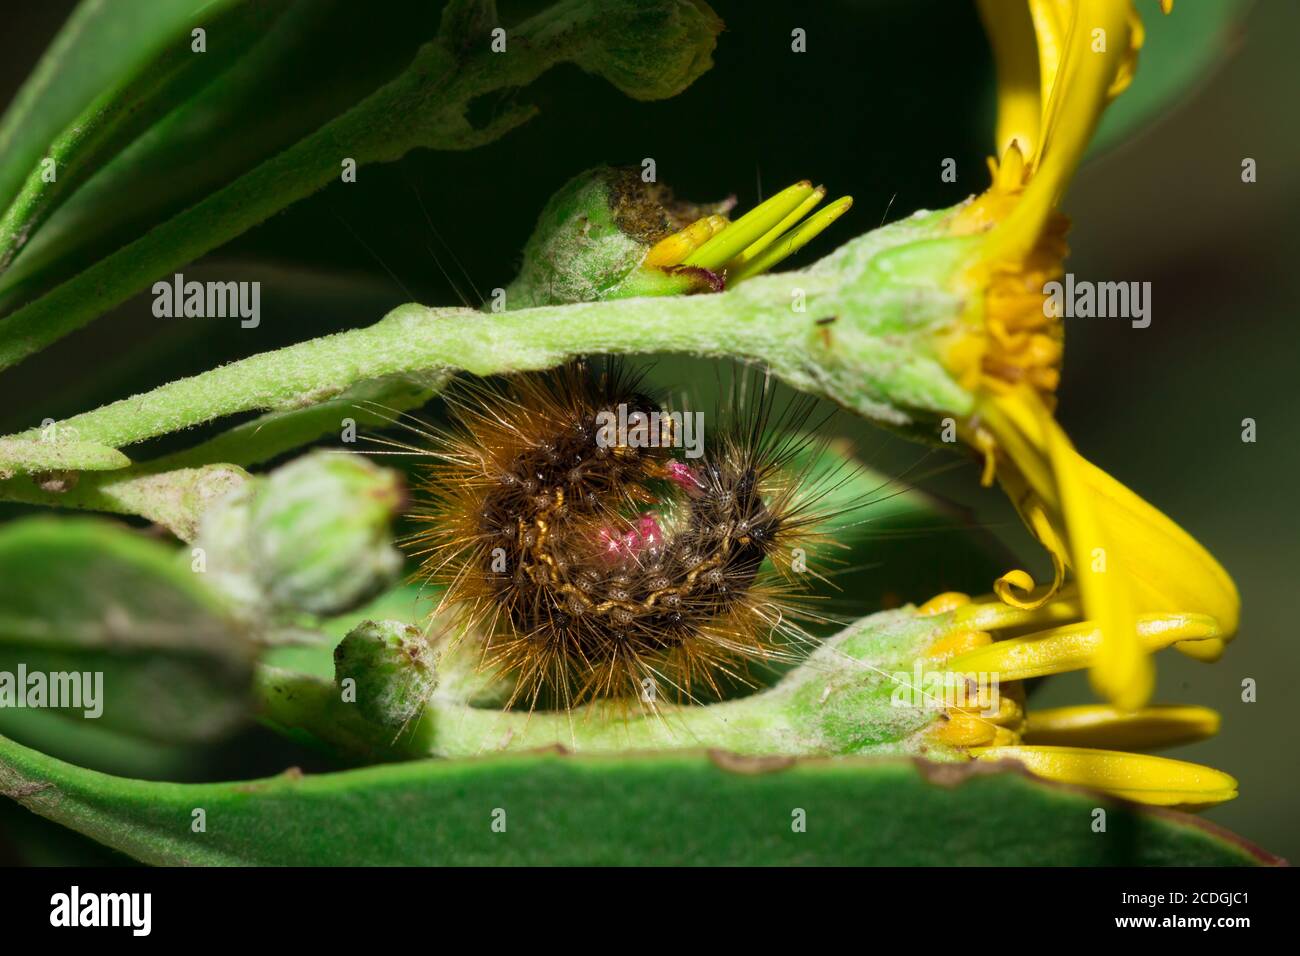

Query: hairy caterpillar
389 360 865 711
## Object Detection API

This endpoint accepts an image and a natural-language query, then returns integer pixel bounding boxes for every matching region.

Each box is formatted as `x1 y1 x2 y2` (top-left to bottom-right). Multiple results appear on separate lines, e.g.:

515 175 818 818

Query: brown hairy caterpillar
389 360 862 711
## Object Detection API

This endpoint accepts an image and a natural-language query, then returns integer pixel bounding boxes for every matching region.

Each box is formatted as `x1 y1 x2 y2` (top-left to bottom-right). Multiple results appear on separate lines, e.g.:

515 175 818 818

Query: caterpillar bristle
397 358 861 712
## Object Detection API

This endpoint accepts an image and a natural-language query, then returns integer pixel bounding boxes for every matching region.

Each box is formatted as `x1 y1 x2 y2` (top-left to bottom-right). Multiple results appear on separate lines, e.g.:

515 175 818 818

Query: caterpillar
392 359 862 711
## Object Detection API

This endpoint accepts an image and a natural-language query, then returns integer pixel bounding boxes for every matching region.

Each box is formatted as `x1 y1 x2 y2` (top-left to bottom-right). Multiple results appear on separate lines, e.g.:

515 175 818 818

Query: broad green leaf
0 706 205 783
0 518 256 744
0 737 1280 865
0 795 128 866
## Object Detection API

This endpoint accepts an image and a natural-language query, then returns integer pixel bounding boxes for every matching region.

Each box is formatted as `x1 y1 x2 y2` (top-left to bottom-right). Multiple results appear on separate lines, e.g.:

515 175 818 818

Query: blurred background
0 0 1295 862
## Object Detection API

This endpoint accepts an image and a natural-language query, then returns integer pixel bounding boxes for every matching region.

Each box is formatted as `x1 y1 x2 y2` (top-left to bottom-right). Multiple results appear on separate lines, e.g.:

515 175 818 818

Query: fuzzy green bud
504 166 731 309
248 451 403 615
194 451 404 618
334 619 436 730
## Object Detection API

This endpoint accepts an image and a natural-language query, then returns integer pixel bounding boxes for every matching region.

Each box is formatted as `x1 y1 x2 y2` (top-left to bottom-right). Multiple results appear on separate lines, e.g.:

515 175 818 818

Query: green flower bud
334 619 436 730
504 166 732 309
248 451 403 616
195 451 404 618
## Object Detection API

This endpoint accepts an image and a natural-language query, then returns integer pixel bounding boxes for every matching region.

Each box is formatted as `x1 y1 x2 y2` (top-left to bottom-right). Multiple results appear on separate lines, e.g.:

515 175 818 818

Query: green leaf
0 737 1280 865
0 706 206 783
0 0 287 273
0 518 256 744
0 0 222 216
0 0 435 313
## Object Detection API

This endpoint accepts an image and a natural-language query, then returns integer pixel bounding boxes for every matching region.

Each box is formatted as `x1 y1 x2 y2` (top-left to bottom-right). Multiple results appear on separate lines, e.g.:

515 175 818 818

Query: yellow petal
953 587 1082 631
1075 451 1240 641
1027 0 1071 132
1035 390 1151 709
1024 704 1220 749
987 0 1137 263
977 0 1042 161
973 744 1238 808
980 388 1239 707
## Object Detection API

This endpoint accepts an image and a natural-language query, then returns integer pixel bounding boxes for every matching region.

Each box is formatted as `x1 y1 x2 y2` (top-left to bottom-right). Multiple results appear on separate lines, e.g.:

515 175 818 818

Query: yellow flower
939 0 1237 711
918 591 1236 809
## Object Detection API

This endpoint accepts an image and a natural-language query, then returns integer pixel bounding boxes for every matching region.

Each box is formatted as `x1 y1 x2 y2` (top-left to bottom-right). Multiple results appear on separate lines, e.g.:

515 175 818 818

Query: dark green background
0 0 1295 863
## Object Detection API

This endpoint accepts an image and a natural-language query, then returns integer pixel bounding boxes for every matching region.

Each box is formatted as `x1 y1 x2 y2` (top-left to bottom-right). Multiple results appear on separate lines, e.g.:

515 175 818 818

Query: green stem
5 234 968 457
255 609 949 761
0 463 247 541
0 436 128 478
144 372 443 472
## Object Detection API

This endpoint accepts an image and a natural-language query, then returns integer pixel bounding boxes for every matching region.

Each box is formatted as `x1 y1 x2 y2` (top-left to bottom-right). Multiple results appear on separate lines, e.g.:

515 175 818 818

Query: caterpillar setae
388 359 865 711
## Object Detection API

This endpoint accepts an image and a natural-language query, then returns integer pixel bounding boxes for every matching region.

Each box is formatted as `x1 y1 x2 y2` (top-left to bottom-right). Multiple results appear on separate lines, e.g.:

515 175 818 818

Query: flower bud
334 619 435 730
248 451 403 616
504 166 733 309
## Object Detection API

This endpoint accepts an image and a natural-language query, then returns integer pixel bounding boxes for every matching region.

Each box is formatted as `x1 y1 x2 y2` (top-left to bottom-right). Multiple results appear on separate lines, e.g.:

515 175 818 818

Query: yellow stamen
683 181 814 270
972 745 1238 808
1024 704 1220 750
728 186 826 269
727 196 854 282
991 500 1066 610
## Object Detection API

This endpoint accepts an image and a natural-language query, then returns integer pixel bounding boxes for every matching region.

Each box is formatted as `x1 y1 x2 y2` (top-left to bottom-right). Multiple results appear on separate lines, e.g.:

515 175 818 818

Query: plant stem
0 463 248 541
5 239 968 459
255 608 947 761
